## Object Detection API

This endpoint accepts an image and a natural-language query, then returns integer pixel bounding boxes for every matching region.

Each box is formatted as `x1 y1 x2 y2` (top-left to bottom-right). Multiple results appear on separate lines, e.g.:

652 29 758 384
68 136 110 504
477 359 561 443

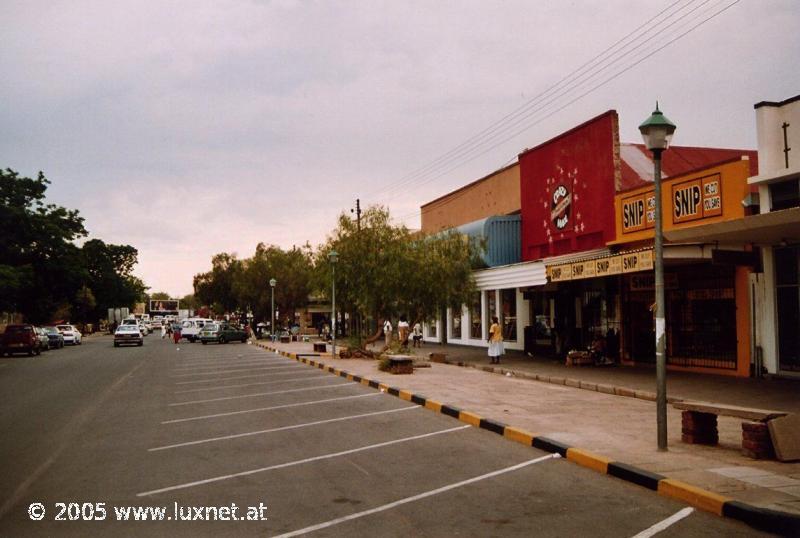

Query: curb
258 343 800 536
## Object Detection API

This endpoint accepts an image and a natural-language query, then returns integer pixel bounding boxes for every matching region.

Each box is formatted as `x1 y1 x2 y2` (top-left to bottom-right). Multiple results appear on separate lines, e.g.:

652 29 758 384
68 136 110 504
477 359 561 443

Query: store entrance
624 292 655 363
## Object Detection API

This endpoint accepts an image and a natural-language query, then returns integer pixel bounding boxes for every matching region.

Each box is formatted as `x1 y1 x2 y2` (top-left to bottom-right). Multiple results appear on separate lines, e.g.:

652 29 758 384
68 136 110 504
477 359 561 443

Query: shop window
427 321 437 338
501 288 517 341
776 245 800 371
485 291 497 332
451 308 462 339
469 292 482 339
770 180 800 211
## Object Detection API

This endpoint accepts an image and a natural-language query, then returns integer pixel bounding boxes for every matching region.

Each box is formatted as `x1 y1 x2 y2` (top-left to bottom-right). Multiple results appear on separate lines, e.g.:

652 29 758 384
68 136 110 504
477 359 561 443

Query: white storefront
423 260 546 351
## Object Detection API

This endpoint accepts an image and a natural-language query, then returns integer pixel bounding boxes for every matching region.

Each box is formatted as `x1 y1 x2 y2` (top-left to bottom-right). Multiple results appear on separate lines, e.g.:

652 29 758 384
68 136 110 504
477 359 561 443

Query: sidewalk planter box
313 342 326 353
280 335 291 343
566 350 592 366
429 352 447 363
386 355 414 375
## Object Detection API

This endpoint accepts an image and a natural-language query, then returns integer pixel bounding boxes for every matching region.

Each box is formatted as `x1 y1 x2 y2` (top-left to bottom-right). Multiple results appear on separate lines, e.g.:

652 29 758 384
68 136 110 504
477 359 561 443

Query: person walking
398 315 410 348
383 318 393 348
411 321 422 348
160 322 166 339
488 316 504 364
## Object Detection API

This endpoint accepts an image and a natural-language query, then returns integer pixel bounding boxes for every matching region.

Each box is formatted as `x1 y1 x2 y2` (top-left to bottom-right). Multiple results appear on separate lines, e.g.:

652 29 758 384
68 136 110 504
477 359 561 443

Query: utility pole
351 198 361 232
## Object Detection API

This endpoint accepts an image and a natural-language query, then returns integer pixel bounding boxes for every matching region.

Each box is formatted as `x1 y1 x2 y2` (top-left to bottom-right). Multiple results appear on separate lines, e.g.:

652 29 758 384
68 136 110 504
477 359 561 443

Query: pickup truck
1 324 42 356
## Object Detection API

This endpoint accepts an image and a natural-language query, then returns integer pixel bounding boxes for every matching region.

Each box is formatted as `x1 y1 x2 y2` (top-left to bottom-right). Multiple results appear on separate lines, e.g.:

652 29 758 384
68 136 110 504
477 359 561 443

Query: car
179 318 214 342
56 324 82 345
120 318 146 336
199 323 249 344
1 324 42 356
34 327 50 351
114 325 144 347
43 326 65 349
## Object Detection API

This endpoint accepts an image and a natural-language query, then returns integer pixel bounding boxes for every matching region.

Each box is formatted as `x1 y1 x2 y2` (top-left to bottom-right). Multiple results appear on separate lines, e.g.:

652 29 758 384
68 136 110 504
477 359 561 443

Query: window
770 180 800 211
470 292 482 339
501 288 517 341
427 321 437 338
451 308 462 339
485 291 497 333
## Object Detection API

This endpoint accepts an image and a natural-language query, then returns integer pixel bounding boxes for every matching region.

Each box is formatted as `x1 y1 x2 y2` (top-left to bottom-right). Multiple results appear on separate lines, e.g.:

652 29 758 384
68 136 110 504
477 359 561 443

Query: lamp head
328 249 339 264
639 102 676 152
269 278 276 287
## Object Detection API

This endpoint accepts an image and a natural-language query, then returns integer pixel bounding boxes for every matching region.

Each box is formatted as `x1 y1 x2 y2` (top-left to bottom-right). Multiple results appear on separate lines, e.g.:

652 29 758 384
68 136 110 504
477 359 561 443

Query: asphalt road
0 333 771 536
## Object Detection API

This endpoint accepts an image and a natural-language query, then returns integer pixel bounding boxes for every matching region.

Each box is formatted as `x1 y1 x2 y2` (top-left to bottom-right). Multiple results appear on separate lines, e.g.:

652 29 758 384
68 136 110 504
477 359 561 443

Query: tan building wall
420 163 521 233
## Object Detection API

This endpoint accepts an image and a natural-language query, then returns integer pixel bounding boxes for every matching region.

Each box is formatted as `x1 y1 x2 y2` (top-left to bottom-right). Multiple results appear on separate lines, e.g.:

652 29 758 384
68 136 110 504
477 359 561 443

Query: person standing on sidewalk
411 321 422 348
488 316 503 364
383 318 393 348
398 315 410 348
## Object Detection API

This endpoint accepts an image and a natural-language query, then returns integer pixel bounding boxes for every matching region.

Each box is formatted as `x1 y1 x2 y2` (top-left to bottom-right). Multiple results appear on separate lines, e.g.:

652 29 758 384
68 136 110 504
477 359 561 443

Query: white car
120 318 146 336
56 324 82 345
114 325 144 347
179 318 214 342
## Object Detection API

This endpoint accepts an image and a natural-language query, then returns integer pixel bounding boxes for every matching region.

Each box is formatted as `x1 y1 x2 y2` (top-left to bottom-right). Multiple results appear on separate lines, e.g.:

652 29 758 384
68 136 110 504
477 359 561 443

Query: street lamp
639 102 676 451
269 278 277 342
328 250 338 358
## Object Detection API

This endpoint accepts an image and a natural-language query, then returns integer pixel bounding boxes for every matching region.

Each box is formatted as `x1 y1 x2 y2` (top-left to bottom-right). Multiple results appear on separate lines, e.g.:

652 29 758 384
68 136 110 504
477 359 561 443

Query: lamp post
269 278 276 342
639 103 676 451
328 250 338 358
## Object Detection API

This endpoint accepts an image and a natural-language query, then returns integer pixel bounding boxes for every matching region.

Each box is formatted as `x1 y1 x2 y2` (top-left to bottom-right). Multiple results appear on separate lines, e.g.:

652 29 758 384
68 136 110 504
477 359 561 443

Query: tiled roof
618 143 758 192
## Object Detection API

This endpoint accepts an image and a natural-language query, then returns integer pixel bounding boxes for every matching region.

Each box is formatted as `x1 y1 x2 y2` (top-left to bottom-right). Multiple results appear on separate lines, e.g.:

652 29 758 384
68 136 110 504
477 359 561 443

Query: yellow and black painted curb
257 343 800 536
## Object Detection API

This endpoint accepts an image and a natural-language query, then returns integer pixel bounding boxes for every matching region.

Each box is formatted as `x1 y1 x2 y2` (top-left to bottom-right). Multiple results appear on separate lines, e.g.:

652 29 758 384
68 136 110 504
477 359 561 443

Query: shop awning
473 260 547 290
664 207 800 245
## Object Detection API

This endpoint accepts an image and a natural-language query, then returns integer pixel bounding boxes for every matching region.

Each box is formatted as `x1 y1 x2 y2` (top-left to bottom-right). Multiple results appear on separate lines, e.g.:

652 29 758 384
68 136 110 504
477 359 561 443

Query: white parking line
137 425 471 497
174 374 329 394
151 406 420 451
174 370 318 386
630 507 694 538
272 453 560 538
172 365 303 378
163 393 383 424
171 360 289 372
168 381 354 406
171 356 287 367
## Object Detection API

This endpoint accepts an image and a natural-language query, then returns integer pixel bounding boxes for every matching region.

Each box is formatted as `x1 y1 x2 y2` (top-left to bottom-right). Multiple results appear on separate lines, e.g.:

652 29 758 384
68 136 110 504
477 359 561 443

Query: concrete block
768 414 800 462
565 378 581 388
634 390 657 401
615 387 636 398
579 381 598 391
596 383 615 395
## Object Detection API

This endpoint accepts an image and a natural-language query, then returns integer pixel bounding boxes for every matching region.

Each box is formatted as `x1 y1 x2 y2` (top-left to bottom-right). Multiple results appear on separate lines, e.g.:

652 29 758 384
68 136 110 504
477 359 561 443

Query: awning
473 259 546 290
664 207 800 245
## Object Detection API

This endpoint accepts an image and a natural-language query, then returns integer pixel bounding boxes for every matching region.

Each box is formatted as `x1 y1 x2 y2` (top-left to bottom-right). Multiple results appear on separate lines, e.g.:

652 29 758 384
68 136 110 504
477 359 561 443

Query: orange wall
612 158 752 244
420 163 520 233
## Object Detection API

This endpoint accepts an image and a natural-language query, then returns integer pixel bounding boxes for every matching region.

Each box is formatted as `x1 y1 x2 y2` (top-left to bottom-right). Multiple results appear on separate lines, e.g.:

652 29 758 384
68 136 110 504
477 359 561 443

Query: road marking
630 507 694 538
174 370 317 385
151 406 419 451
171 354 287 365
171 359 288 372
170 364 303 377
272 453 561 538
163 393 383 423
168 381 354 406
137 425 470 497
173 374 329 394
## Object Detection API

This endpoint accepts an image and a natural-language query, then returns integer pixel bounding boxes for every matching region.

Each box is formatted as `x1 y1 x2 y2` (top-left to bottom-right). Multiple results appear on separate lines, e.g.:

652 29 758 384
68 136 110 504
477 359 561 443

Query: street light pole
269 278 276 342
639 103 676 452
328 250 339 359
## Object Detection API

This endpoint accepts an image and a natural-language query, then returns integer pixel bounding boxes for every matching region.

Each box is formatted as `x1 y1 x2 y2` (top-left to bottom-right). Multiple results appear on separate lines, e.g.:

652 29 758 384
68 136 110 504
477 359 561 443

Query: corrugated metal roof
618 143 758 192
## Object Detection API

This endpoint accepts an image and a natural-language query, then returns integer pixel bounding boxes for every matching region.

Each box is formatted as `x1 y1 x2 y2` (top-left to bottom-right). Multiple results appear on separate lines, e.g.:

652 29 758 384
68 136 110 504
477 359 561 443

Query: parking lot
0 336 769 536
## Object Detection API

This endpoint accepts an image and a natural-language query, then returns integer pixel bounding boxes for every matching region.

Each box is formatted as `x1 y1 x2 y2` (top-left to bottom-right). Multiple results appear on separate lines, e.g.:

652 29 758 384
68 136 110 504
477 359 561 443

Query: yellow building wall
420 163 520 233
611 158 752 244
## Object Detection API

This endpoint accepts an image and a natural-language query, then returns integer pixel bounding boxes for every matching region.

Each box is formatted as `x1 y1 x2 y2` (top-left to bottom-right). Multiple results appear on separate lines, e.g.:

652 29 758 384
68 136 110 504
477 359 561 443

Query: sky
1 0 798 297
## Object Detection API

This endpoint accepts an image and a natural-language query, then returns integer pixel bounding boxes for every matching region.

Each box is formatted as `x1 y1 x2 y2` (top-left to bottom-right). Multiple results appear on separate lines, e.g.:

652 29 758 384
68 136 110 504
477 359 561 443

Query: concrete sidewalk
255 337 800 523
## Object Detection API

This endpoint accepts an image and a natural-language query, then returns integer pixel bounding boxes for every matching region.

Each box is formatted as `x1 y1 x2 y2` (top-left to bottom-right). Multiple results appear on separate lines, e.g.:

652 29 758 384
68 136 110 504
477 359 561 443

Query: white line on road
171 365 303 378
168 381 353 406
630 507 694 538
272 453 561 538
173 374 329 394
171 354 287 365
137 425 471 497
150 406 419 451
171 359 288 372
174 370 318 386
162 393 383 424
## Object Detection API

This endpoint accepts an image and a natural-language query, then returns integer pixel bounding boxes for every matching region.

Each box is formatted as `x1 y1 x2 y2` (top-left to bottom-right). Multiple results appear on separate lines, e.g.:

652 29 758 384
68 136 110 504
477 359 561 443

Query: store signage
628 273 679 291
548 249 653 282
622 193 656 233
672 174 722 224
551 184 572 231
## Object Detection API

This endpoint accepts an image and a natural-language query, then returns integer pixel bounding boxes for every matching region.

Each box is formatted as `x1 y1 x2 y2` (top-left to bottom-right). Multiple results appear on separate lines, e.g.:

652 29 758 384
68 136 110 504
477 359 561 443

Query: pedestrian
383 318 393 348
173 326 181 344
160 322 166 339
412 321 422 348
398 315 410 347
487 316 504 364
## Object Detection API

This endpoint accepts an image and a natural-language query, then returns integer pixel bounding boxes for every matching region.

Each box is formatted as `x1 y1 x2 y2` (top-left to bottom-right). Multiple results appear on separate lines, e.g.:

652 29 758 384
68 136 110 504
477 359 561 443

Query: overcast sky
2 0 798 297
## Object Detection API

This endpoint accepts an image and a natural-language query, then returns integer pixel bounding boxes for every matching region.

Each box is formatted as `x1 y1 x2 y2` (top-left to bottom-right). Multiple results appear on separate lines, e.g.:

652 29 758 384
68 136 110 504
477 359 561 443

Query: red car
1 324 42 356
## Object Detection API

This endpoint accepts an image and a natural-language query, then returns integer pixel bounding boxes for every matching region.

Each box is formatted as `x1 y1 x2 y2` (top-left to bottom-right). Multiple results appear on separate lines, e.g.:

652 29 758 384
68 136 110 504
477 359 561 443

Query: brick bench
313 342 327 353
673 401 787 459
386 354 414 375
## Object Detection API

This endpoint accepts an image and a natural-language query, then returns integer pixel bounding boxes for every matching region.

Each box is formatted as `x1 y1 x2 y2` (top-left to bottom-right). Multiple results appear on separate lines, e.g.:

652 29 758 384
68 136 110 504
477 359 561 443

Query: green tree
82 239 146 319
0 168 88 322
193 253 242 315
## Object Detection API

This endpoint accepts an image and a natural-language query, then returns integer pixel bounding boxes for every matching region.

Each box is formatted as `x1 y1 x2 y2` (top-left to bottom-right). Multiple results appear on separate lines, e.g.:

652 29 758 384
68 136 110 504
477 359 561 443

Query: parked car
1 324 42 356
114 325 144 347
57 324 82 345
34 327 50 351
43 326 65 349
199 323 249 344
180 318 214 342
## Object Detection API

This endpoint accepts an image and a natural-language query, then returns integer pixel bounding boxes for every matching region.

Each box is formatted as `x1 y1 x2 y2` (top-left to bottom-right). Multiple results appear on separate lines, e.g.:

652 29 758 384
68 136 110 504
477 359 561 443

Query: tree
0 168 88 322
193 253 242 315
82 239 146 320
314 206 478 344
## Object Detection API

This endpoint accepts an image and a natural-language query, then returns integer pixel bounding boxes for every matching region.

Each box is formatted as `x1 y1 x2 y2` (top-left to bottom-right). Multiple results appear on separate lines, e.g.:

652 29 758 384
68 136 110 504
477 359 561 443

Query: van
180 318 214 342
